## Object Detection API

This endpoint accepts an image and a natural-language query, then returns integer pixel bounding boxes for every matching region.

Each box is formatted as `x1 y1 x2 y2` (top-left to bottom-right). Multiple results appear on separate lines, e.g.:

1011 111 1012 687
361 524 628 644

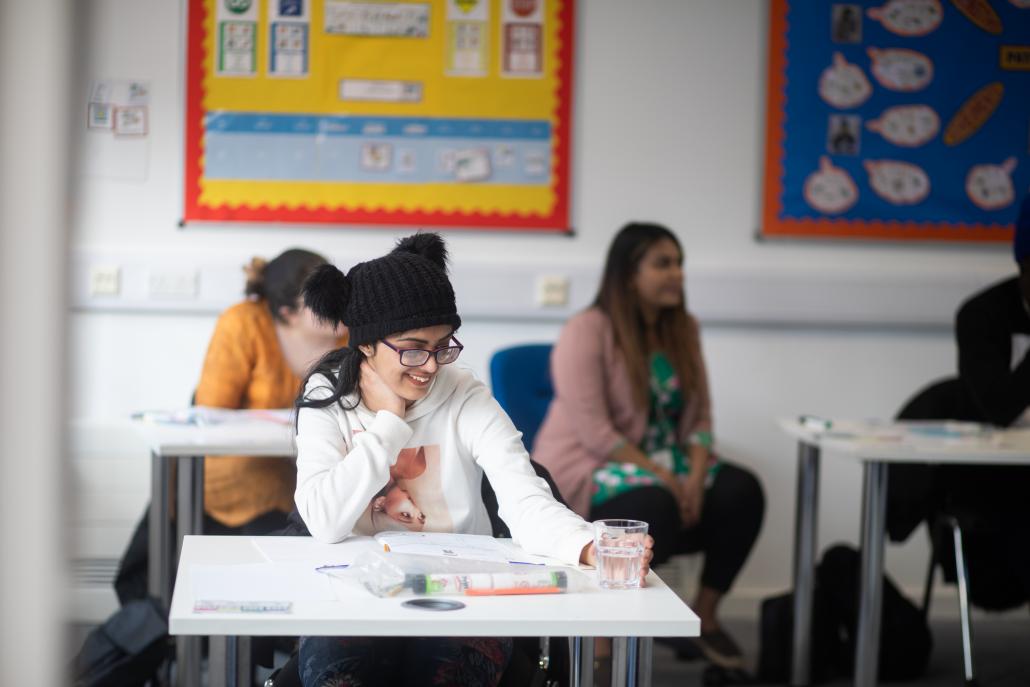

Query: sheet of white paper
191 563 336 602
250 537 367 568
373 531 568 565
132 406 294 426
494 539 574 567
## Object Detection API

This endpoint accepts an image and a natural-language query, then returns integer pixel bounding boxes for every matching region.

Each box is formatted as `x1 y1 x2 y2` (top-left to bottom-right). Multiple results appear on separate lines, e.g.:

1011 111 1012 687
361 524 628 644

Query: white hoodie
294 365 594 566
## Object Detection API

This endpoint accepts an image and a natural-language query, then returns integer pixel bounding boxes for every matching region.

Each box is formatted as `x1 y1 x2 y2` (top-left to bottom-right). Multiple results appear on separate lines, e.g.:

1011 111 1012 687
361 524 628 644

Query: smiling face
632 238 684 312
363 324 457 404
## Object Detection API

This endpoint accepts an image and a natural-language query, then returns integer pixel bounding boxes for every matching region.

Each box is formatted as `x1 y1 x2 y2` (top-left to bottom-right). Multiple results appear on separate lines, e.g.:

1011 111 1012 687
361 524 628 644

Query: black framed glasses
380 336 464 367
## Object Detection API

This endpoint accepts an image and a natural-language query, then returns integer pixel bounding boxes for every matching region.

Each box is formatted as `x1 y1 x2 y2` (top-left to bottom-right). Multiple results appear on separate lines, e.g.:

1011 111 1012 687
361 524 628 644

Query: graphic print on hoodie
353 443 454 534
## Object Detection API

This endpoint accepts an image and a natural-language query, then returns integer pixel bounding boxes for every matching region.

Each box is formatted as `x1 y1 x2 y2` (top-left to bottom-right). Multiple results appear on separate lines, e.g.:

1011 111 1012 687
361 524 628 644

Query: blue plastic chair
489 344 554 452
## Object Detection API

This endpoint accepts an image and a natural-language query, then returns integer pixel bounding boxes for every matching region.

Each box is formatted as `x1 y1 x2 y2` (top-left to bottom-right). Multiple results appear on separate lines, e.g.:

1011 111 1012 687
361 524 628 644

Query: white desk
779 418 1030 687
170 535 700 687
132 410 295 686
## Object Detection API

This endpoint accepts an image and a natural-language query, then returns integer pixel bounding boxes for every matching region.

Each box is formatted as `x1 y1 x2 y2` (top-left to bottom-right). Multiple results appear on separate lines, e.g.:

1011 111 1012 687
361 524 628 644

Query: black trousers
589 461 764 594
889 377 1030 608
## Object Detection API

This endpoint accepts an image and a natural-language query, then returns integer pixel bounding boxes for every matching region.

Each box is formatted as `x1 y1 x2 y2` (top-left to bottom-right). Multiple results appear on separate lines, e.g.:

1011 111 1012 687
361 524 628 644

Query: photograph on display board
762 0 1029 242
184 0 574 231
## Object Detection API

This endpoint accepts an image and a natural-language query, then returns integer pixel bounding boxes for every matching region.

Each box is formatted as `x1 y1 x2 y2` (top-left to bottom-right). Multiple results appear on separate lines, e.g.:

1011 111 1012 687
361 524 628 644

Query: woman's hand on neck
358 360 407 418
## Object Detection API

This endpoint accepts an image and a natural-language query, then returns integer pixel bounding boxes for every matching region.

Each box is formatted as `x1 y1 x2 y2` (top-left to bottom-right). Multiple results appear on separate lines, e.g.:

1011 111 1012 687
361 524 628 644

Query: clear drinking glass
592 519 648 590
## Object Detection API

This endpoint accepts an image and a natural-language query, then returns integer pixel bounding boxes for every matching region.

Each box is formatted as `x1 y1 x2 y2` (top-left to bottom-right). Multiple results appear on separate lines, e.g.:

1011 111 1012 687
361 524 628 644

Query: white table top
779 417 1030 465
132 408 296 457
170 536 700 638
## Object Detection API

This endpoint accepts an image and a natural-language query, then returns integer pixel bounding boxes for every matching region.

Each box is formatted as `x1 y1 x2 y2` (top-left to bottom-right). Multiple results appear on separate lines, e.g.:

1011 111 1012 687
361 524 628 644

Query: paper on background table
251 537 369 567
191 563 337 602
132 406 293 426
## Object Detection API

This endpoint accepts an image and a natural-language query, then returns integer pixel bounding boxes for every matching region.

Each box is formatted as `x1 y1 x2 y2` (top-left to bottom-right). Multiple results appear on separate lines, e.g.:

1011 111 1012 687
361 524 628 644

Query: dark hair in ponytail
245 248 328 323
295 263 362 414
295 346 364 415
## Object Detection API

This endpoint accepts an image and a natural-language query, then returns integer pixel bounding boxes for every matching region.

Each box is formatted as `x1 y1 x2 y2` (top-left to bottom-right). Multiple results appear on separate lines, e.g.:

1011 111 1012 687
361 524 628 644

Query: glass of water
592 519 648 590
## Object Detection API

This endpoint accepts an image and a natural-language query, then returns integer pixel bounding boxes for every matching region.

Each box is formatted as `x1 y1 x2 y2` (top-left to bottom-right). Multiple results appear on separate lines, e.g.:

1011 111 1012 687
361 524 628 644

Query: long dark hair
593 222 702 407
244 248 327 323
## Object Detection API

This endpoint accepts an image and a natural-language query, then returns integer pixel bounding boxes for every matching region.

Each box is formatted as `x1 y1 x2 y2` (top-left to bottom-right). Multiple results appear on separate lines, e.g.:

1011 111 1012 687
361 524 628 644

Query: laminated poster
184 0 574 231
762 0 1030 242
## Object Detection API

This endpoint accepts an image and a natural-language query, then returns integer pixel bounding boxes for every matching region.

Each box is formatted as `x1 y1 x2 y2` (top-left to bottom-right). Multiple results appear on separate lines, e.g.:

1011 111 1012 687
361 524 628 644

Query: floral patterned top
591 352 720 507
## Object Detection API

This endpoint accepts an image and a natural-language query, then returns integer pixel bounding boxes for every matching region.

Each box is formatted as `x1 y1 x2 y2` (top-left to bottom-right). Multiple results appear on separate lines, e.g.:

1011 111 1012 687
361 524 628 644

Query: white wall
68 0 1017 618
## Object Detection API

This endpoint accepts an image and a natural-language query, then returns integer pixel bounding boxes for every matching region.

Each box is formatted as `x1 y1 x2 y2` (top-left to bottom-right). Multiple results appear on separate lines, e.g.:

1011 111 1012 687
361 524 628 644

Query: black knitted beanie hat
302 232 461 347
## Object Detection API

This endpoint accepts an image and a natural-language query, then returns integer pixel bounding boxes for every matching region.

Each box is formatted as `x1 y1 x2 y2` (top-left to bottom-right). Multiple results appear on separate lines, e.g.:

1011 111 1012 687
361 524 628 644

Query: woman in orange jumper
198 249 347 530
114 248 346 603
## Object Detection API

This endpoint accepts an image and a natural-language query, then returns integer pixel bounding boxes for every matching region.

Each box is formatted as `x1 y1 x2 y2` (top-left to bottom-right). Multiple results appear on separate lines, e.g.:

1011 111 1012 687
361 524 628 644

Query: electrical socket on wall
148 270 198 299
535 275 569 307
89 265 121 297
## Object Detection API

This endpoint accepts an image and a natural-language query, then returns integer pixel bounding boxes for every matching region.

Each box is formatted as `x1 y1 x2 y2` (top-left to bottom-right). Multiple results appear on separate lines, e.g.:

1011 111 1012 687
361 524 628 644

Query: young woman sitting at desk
196 248 347 533
533 222 765 669
293 233 653 687
114 248 346 603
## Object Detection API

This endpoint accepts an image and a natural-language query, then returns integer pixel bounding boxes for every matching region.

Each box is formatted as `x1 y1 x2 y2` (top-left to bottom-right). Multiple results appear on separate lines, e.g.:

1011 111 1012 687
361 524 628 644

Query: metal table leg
175 456 205 687
612 637 629 687
855 461 888 687
949 518 976 684
637 637 653 687
148 451 172 605
570 636 594 687
148 451 173 687
791 441 821 686
209 635 252 687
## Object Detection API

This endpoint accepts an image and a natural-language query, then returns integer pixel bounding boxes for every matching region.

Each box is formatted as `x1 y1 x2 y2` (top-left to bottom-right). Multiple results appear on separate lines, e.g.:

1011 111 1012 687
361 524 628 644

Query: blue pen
315 564 350 574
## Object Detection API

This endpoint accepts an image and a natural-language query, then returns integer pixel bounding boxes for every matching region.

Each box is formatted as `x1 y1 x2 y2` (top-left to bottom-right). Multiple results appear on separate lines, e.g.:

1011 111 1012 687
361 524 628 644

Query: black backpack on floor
72 596 168 687
758 544 933 684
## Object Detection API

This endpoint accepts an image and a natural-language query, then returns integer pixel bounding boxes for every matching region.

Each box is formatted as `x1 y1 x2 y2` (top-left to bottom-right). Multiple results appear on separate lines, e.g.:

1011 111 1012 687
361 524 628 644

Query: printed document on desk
251 535 374 569
374 531 562 566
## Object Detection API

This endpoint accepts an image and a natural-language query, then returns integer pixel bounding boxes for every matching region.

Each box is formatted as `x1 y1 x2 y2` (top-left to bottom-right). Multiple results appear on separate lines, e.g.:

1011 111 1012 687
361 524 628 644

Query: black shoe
654 636 703 662
702 664 756 686
696 628 744 669
592 656 611 687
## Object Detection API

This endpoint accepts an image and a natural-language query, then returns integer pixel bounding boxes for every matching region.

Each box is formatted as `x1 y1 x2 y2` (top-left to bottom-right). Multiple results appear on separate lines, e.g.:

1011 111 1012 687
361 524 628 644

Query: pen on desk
315 564 350 574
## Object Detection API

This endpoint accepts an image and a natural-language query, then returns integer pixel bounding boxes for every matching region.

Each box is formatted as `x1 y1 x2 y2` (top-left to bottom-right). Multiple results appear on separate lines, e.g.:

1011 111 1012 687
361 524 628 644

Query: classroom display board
184 0 573 231
762 0 1030 242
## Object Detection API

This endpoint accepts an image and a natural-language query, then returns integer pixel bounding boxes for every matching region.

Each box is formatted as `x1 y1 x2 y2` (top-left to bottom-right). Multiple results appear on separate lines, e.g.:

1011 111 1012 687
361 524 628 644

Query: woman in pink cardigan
534 223 764 669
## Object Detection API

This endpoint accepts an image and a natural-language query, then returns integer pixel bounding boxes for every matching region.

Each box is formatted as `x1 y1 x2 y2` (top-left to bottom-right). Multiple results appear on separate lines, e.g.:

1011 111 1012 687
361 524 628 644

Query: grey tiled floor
650 614 1030 687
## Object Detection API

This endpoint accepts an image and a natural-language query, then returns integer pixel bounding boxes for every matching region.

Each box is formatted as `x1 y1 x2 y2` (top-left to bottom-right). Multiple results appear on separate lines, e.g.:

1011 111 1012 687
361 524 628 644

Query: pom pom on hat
392 232 449 272
302 264 350 327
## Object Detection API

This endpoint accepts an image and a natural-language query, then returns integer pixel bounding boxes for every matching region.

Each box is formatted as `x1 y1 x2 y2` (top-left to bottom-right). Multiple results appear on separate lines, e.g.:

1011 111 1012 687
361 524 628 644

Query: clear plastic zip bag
349 549 581 598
